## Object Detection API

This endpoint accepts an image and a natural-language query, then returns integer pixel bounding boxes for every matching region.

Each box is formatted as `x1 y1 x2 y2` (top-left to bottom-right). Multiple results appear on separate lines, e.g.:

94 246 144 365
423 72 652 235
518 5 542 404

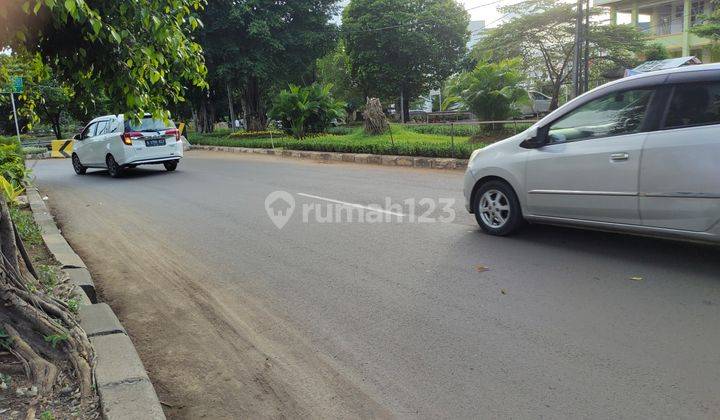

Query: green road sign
11 76 23 94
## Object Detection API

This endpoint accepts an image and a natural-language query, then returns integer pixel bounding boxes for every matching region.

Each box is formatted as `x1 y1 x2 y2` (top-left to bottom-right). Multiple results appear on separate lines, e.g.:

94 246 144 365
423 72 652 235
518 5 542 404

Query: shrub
0 136 24 155
450 58 527 122
191 135 477 159
269 83 345 139
326 126 354 136
229 130 284 139
9 206 42 245
0 139 30 190
23 146 47 155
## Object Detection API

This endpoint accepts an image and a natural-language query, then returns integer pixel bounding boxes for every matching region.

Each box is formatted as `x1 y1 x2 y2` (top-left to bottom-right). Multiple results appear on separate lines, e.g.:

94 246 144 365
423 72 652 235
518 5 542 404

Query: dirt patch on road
45 200 389 419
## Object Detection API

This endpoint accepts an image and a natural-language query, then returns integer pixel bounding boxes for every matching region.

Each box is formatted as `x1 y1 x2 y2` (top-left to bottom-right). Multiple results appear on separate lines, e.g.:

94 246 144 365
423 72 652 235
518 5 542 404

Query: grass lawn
188 124 525 159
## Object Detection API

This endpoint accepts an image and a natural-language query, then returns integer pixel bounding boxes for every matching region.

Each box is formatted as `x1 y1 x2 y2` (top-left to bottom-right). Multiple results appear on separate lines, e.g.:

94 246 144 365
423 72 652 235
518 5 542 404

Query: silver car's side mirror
519 127 547 149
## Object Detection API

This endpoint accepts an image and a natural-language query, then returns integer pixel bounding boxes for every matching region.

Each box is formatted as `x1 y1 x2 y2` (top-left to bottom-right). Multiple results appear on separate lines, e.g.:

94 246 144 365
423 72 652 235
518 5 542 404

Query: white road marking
297 193 406 217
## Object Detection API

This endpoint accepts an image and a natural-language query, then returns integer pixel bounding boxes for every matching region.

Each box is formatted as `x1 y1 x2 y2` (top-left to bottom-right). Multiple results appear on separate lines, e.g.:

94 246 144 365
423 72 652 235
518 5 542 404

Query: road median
191 144 469 170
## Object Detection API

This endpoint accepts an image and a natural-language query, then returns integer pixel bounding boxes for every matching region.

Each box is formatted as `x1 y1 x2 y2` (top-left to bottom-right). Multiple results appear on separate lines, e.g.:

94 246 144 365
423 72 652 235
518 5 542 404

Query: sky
460 0 507 26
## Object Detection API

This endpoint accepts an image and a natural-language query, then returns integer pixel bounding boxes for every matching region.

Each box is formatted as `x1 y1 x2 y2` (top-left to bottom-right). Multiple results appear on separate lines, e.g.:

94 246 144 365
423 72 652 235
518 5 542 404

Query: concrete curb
26 186 166 420
191 144 469 170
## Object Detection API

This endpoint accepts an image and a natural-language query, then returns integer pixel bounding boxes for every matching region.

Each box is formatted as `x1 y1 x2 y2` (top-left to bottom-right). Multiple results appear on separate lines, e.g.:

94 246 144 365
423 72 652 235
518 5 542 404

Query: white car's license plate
145 138 166 147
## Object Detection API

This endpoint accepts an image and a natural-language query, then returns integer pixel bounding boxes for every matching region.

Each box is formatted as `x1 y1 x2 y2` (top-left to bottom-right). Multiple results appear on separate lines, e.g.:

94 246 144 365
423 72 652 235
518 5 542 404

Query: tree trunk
52 115 62 140
226 81 236 132
402 92 410 124
550 79 563 111
244 77 266 132
363 98 389 135
0 196 95 416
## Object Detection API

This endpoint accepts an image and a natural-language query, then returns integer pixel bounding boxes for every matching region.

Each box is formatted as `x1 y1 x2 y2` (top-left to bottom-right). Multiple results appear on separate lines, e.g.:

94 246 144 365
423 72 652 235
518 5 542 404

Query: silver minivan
464 63 720 243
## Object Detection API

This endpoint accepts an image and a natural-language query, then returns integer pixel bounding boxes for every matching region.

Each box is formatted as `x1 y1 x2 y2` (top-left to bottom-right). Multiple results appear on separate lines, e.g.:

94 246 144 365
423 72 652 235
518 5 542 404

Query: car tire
72 154 87 175
163 161 178 172
106 154 123 178
473 180 525 236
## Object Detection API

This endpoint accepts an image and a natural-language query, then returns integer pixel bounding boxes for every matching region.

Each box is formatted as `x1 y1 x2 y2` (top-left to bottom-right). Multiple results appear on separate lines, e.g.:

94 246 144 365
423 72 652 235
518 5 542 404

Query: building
467 20 486 49
595 0 719 62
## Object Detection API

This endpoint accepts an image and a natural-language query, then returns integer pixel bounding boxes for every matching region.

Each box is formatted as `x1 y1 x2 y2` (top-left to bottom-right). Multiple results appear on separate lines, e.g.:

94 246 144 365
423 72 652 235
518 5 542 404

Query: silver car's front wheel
479 189 510 228
473 180 524 236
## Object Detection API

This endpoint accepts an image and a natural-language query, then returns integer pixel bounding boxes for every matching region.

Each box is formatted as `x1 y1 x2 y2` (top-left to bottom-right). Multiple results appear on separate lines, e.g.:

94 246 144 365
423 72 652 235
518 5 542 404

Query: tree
316 42 366 121
691 5 720 41
643 43 670 61
450 59 527 121
197 0 339 131
0 0 208 121
0 175 95 417
476 0 647 110
1 54 74 139
343 0 470 122
269 84 345 139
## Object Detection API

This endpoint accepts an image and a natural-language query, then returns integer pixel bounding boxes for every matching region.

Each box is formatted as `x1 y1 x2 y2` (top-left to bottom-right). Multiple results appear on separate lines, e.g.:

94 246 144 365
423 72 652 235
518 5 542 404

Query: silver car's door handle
610 153 630 162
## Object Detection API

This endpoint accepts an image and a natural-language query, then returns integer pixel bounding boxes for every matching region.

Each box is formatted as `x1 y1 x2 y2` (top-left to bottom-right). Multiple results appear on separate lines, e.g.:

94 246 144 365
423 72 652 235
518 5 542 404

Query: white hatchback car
464 63 720 243
72 115 183 177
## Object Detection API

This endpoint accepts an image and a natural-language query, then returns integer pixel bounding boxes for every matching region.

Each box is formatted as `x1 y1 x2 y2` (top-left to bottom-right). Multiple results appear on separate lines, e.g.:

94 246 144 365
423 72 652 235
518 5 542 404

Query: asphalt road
32 151 720 419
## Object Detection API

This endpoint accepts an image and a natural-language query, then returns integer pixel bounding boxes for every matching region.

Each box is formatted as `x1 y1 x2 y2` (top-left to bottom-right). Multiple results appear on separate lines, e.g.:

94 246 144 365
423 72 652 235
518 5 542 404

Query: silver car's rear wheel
479 190 510 229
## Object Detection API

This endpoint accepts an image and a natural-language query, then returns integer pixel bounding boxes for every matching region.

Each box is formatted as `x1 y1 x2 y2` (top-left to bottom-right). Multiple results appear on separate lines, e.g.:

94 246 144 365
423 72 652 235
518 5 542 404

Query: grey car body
464 63 720 243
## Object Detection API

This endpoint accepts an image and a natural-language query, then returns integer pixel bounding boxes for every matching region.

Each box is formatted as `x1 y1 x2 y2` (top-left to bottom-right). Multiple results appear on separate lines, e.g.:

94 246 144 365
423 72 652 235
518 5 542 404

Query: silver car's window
664 82 720 129
548 89 654 144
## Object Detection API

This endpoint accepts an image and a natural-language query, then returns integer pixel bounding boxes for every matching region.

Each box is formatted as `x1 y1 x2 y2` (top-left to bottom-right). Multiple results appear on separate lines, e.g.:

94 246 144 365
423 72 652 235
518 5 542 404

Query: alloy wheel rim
479 189 510 228
72 155 81 171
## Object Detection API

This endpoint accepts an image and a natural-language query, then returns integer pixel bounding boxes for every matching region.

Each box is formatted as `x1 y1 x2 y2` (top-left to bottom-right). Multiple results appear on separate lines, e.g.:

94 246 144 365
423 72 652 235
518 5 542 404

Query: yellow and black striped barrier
51 140 73 158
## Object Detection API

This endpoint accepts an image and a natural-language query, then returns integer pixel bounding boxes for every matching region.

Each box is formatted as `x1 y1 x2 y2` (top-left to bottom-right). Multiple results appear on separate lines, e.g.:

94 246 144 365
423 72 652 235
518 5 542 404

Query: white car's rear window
125 118 175 132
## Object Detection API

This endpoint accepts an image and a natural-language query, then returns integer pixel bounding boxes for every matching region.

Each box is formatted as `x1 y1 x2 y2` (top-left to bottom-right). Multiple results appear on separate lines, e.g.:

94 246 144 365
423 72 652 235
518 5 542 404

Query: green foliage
405 123 534 137
643 43 670 61
450 59 527 121
195 0 339 130
228 131 284 139
23 146 47 155
191 125 481 158
44 332 69 349
0 138 30 190
0 175 24 204
476 0 648 109
269 84 345 139
0 136 24 155
9 206 42 246
67 298 80 315
342 0 470 114
692 4 720 41
40 412 56 420
326 126 355 136
316 42 365 114
38 265 59 292
1 0 208 121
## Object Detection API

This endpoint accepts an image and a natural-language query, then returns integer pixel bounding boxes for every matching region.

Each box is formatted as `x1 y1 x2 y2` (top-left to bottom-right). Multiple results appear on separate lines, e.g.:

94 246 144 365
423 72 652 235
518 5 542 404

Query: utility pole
10 92 20 143
571 0 583 99
583 0 591 93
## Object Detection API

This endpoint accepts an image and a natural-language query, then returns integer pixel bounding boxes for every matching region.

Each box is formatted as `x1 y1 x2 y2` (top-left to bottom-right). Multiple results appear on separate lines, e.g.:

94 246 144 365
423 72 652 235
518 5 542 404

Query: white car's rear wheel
163 161 178 172
106 155 123 178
